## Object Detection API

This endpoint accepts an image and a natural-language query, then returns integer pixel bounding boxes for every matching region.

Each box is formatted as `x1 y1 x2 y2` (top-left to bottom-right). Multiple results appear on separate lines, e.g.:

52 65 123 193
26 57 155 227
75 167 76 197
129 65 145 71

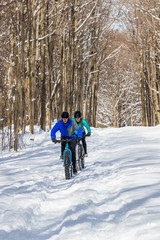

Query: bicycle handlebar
84 134 90 137
54 138 79 144
52 133 90 144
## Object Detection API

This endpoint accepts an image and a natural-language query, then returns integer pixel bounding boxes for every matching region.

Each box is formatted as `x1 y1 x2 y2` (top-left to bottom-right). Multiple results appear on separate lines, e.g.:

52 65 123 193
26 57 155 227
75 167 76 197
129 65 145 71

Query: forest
0 0 160 151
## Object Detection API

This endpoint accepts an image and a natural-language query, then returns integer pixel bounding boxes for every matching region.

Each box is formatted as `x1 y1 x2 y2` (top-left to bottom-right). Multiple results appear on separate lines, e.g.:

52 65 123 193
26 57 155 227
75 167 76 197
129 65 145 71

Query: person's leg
69 140 77 172
82 132 87 154
61 137 66 158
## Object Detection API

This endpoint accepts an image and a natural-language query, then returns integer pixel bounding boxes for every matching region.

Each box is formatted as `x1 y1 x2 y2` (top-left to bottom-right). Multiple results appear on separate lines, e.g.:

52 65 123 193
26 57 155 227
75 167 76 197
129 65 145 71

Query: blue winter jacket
72 117 91 133
51 119 82 139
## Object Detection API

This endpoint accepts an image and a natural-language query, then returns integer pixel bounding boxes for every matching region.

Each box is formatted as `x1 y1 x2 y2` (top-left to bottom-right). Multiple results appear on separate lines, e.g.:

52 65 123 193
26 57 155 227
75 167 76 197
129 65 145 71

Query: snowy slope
0 125 160 240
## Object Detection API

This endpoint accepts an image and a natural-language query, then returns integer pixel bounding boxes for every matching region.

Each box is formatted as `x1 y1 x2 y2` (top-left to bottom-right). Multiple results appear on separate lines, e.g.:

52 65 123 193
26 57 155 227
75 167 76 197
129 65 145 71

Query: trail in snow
0 125 160 240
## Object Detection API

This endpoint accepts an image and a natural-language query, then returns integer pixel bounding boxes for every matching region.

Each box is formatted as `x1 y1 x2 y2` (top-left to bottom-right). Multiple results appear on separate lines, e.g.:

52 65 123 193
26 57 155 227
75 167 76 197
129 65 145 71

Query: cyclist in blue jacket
73 110 91 157
51 111 82 173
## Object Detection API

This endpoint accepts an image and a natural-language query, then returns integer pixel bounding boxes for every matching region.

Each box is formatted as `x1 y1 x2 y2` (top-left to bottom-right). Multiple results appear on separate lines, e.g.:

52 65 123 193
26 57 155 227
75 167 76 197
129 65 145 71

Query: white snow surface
0 124 160 240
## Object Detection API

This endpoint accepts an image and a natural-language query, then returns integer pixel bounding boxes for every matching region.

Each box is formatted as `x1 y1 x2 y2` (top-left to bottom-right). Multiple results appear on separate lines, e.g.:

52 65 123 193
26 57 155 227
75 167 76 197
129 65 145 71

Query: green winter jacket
72 117 91 133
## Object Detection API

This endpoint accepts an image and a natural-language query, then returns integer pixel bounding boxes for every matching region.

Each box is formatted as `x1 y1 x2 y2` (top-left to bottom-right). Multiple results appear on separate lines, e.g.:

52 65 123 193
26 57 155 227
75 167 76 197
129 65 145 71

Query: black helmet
61 111 69 118
74 110 81 118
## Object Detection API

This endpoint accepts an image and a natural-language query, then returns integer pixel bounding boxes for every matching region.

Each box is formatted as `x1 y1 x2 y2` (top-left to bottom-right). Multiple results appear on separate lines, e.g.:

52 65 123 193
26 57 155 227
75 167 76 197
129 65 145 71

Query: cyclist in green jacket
73 110 91 157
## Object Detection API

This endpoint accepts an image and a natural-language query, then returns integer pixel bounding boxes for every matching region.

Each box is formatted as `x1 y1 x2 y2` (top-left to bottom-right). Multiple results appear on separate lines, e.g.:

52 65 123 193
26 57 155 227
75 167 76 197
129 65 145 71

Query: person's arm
51 122 60 139
82 119 91 133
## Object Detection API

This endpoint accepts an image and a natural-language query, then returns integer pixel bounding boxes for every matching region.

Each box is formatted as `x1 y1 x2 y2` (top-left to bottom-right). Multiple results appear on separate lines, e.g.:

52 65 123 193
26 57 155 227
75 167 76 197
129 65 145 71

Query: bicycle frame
54 138 77 179
56 139 74 167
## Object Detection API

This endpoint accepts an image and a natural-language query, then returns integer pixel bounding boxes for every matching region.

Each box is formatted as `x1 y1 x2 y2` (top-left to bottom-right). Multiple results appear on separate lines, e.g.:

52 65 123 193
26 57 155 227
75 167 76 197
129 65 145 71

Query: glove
52 138 57 143
86 132 91 136
77 137 82 143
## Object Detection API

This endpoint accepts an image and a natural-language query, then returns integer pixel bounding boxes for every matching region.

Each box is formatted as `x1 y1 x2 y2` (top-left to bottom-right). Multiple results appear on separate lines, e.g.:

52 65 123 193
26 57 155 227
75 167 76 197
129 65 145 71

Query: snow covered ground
0 124 160 240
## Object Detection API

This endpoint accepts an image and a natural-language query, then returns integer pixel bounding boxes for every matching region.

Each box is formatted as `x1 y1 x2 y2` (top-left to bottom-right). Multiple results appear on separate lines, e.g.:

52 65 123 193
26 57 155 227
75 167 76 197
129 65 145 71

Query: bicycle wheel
64 150 72 179
75 144 79 170
77 144 82 171
81 145 85 169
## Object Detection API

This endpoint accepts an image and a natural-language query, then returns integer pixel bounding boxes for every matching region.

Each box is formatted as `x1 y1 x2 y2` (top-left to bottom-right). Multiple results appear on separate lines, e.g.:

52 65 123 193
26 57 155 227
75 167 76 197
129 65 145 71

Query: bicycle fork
63 143 72 167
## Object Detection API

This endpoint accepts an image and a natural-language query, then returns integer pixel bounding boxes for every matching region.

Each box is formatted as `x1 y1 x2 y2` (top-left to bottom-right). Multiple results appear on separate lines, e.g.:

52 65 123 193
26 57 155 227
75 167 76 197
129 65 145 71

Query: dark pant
82 132 87 154
61 137 77 169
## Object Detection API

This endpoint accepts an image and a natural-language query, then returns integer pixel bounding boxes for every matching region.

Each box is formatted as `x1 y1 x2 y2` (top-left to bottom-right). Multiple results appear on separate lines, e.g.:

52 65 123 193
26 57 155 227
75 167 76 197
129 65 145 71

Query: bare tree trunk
13 39 19 151
19 1 26 134
60 6 66 113
150 38 160 124
46 0 56 128
27 0 34 133
139 51 147 126
84 70 91 123
40 0 47 130
69 1 75 114
8 26 14 150
31 0 37 130
12 3 20 151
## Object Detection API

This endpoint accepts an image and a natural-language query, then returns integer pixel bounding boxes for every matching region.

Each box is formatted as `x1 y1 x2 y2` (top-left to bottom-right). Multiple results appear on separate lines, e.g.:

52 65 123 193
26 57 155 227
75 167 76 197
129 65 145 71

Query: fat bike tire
77 145 82 171
81 146 85 169
64 150 72 180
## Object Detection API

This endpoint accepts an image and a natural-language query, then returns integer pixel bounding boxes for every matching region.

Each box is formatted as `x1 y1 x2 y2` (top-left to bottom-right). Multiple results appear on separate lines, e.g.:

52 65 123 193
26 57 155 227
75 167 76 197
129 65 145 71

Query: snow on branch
144 77 160 95
83 52 97 62
150 87 160 94
133 3 160 22
81 0 95 9
24 30 56 44
101 44 123 65
37 30 56 41
50 75 61 100
75 0 98 33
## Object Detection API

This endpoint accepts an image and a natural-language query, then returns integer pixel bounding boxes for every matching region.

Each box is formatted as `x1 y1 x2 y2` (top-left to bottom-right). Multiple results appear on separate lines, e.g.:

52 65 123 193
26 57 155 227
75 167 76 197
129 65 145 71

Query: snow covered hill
0 125 160 240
